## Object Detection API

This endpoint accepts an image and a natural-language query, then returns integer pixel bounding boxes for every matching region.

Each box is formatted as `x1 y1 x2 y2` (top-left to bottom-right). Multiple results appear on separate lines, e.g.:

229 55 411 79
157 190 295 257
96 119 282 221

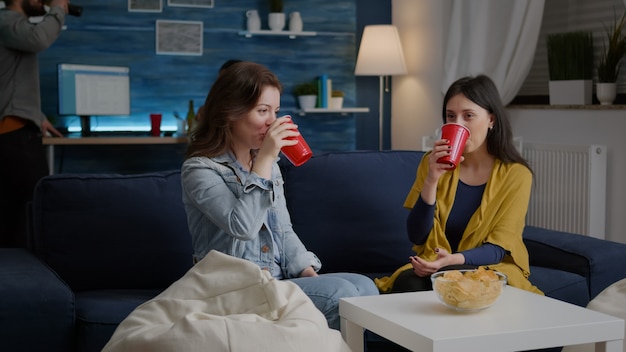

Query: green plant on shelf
547 31 593 80
597 10 626 83
293 82 318 96
331 90 344 98
270 0 283 13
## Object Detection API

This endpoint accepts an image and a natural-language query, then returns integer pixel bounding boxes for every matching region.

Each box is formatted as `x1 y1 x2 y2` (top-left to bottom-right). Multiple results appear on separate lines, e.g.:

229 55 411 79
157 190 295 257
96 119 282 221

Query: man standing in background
0 0 67 247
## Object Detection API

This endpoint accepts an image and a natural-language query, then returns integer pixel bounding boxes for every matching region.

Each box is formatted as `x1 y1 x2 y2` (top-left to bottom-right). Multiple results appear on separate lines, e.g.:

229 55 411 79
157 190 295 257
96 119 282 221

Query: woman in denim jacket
181 61 378 330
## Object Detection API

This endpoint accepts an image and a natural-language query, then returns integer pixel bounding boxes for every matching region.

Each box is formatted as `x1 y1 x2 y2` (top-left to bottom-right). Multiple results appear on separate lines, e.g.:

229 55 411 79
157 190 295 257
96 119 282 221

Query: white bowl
431 269 507 312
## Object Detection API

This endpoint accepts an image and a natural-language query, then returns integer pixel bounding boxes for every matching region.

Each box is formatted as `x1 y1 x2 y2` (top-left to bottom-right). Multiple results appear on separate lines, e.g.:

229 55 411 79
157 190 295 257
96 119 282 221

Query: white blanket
102 250 351 352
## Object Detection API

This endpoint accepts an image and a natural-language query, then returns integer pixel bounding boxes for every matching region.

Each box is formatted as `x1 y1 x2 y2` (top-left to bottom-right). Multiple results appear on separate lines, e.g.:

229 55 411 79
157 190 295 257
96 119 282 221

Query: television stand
80 115 91 136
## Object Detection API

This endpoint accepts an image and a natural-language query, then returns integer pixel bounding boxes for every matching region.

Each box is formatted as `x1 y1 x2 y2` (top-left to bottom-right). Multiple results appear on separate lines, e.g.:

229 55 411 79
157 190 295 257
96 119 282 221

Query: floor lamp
355 25 407 150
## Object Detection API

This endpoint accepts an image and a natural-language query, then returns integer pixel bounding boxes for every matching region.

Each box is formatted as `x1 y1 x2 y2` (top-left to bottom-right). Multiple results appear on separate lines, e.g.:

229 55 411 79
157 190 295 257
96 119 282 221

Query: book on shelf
317 74 332 108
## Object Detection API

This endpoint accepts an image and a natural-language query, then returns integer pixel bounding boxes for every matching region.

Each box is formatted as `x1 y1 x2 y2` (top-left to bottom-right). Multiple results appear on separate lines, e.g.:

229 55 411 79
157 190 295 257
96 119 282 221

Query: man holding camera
0 0 68 247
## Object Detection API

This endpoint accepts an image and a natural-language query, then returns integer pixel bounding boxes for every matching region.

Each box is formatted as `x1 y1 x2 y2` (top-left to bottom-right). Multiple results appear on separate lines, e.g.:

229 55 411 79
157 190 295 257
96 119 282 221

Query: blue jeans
290 272 379 330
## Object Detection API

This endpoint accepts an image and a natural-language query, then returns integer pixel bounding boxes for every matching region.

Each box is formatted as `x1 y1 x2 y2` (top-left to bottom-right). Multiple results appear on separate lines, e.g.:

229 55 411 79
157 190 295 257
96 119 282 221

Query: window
517 0 626 99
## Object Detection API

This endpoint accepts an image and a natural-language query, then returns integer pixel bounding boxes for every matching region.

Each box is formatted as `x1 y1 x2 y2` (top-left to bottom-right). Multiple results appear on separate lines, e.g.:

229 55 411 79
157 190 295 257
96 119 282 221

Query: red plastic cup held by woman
280 116 312 167
437 123 470 170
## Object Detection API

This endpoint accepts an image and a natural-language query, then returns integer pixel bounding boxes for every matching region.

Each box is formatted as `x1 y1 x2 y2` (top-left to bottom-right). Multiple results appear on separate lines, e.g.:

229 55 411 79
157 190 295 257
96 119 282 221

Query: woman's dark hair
219 59 243 73
442 75 530 170
185 61 282 159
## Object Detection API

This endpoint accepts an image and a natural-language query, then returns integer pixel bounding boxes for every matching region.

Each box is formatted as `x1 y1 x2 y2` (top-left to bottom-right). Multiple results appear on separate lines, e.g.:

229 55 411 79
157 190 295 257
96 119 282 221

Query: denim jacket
181 153 321 278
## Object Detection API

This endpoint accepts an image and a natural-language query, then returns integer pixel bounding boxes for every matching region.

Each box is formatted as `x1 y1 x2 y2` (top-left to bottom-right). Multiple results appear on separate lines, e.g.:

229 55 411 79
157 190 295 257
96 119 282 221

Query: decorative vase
289 12 303 32
596 82 617 105
268 13 285 31
330 97 344 109
297 95 317 109
246 10 261 32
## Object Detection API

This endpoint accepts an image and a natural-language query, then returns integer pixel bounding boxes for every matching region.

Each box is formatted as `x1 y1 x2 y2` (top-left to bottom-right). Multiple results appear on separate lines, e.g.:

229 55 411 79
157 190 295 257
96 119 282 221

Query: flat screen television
57 63 130 136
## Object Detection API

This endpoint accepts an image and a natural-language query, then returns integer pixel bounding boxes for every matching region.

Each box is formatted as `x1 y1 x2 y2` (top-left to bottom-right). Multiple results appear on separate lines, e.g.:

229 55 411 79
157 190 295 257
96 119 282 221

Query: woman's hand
409 248 464 277
253 116 299 178
299 266 319 277
256 116 299 161
420 139 464 204
426 139 464 182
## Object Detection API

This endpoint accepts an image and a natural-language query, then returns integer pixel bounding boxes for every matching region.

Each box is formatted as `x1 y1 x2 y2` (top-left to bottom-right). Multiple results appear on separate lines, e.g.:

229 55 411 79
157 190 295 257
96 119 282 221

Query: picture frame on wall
167 0 214 8
155 20 203 56
129 0 163 12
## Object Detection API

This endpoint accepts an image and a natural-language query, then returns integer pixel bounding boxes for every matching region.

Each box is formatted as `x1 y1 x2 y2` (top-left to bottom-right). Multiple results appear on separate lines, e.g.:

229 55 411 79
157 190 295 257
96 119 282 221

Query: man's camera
68 4 83 17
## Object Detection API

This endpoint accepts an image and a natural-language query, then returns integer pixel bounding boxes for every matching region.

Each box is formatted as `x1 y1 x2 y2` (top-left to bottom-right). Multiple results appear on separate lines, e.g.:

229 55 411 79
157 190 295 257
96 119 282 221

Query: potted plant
596 10 626 105
268 0 285 31
330 90 344 109
294 81 318 109
547 31 594 105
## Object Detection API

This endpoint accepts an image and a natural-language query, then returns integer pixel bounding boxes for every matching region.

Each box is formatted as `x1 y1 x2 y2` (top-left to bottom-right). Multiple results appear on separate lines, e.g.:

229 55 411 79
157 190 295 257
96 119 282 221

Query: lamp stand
378 75 384 150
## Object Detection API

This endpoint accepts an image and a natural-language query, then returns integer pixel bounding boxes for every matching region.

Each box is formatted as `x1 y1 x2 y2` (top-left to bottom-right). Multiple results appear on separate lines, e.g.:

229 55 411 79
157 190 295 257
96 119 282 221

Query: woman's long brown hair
185 61 282 159
442 75 531 171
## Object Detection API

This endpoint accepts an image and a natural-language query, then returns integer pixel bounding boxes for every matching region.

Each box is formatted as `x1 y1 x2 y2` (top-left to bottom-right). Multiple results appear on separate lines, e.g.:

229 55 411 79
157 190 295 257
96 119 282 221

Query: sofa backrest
30 170 193 291
279 150 424 275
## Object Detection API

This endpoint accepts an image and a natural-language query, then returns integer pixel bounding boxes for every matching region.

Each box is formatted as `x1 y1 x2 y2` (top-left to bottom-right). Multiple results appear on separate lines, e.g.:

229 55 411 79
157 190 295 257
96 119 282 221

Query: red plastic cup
437 123 470 170
281 117 313 167
150 113 162 137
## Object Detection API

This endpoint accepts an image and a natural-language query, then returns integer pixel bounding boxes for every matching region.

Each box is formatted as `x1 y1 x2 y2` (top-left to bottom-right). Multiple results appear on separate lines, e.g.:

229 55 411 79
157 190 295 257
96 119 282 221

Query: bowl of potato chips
431 268 507 312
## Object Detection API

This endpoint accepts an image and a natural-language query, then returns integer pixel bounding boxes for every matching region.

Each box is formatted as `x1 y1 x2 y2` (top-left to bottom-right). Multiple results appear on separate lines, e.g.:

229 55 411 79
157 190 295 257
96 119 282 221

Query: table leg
340 317 364 352
46 145 54 175
595 339 623 352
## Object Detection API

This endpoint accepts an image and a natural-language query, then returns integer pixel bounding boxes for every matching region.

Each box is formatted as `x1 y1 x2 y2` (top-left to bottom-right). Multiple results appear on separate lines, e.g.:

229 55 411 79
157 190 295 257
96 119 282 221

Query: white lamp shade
355 25 407 76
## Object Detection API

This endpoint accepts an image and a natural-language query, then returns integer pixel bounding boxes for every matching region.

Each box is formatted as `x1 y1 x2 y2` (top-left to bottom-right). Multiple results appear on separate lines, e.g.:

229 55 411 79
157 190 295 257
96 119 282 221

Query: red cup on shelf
280 116 313 167
437 123 470 170
150 113 162 137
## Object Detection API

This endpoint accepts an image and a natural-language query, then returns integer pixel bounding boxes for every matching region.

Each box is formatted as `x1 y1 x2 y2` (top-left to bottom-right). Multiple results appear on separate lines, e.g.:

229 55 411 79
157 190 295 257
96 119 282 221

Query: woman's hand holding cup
277 115 312 167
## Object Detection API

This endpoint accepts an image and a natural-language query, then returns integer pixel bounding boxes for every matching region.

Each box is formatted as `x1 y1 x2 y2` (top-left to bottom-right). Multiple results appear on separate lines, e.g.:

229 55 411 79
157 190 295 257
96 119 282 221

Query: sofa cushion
75 289 163 352
280 150 423 275
0 248 75 352
528 266 589 307
31 170 194 291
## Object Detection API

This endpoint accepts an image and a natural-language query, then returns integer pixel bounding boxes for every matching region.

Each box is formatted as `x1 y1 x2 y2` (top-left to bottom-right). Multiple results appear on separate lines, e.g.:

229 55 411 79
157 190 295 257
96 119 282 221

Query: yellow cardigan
375 153 543 295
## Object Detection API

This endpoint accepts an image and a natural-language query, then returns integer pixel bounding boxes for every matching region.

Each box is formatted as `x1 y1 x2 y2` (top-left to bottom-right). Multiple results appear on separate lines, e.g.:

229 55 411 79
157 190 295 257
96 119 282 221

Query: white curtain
442 0 545 104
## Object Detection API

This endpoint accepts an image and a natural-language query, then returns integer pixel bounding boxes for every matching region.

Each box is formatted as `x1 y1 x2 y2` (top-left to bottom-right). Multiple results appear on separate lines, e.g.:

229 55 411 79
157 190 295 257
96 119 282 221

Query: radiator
522 142 607 239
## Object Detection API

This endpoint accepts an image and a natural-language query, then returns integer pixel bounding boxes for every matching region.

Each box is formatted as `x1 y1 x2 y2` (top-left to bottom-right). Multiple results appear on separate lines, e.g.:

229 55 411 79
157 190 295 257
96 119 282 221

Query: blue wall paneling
37 0 391 173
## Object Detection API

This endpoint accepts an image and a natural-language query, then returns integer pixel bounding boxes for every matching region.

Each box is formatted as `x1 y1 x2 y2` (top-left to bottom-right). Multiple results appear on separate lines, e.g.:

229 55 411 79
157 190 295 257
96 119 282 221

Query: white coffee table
339 286 624 352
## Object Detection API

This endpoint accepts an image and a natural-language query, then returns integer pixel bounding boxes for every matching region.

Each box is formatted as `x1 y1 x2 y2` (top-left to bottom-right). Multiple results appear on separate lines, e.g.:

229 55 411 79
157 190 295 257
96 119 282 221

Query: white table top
339 286 624 352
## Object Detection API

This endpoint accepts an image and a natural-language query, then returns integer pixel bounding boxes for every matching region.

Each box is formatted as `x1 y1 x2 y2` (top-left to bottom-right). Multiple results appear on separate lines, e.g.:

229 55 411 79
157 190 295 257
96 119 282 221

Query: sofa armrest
0 248 75 352
523 226 626 300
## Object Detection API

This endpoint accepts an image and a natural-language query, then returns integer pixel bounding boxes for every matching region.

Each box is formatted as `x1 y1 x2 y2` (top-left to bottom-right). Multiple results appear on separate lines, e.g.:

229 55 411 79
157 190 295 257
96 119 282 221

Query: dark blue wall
356 0 392 150
39 0 390 173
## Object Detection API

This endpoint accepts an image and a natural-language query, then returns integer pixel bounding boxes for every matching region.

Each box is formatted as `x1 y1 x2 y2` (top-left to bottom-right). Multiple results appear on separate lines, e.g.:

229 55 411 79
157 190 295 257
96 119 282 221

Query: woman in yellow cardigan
375 75 542 295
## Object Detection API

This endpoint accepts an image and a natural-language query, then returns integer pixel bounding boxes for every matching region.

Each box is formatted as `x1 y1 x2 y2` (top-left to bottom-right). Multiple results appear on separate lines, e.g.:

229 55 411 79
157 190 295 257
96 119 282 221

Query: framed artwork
128 0 163 12
155 20 203 56
167 0 214 8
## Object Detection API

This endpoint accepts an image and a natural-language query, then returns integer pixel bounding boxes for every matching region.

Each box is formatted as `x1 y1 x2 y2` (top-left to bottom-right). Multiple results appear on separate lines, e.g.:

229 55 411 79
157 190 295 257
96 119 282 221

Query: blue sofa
2 150 626 352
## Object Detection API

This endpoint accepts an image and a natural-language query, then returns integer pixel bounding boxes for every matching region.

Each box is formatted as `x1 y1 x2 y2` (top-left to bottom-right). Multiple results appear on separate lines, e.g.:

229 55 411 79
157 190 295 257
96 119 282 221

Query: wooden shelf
238 30 317 39
296 107 370 116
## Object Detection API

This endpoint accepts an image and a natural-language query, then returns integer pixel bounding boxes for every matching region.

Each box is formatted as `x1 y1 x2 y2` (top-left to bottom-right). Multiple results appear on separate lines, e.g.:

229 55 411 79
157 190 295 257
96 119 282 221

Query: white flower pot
549 80 592 105
330 97 344 109
268 13 285 31
596 82 617 105
298 95 317 109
